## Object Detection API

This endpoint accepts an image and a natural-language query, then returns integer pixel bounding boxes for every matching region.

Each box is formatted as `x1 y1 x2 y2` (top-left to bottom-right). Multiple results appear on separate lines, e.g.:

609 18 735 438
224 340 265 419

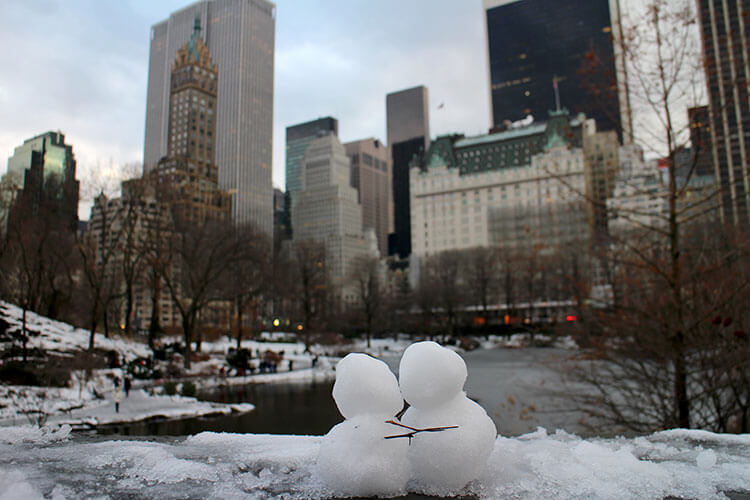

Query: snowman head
399 341 467 410
332 353 403 419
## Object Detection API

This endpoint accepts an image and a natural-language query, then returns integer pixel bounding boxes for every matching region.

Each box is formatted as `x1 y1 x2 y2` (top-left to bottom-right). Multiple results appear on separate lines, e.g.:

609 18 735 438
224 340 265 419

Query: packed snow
316 353 410 497
399 341 497 495
0 301 151 360
0 424 748 499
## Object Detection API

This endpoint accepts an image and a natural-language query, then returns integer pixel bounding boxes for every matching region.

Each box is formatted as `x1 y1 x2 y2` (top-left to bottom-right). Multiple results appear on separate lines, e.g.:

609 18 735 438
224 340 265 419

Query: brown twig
383 419 459 444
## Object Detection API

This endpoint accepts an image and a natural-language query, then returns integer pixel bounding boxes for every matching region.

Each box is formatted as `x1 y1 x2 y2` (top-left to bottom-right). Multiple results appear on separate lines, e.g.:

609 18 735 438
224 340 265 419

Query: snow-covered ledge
0 425 748 499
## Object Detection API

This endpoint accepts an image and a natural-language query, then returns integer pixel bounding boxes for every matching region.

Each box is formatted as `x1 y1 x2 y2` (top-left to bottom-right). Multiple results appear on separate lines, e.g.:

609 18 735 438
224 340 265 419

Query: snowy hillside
0 301 151 360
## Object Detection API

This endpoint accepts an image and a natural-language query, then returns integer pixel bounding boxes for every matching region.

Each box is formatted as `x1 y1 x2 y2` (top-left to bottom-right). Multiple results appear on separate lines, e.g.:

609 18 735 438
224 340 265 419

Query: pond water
98 347 590 438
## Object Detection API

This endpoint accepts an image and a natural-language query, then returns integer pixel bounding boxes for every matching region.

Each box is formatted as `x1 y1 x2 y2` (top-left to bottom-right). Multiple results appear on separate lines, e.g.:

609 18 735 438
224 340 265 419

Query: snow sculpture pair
316 341 497 497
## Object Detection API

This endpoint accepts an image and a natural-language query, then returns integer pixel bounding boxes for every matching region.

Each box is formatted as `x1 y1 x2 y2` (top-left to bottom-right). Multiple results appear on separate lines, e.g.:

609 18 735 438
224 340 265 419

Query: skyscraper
697 0 750 226
3 131 79 231
292 134 371 299
386 86 430 259
344 138 392 256
484 0 628 143
285 117 338 206
144 0 275 233
149 15 231 225
386 86 430 149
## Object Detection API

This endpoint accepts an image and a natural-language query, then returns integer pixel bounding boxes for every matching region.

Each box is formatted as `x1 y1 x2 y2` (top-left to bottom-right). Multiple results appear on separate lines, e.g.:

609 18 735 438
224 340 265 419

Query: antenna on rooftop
552 74 562 112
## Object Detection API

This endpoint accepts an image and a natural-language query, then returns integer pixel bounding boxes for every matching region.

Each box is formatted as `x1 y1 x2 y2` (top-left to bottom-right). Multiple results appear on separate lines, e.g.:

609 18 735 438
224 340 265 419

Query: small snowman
399 341 497 494
316 353 410 498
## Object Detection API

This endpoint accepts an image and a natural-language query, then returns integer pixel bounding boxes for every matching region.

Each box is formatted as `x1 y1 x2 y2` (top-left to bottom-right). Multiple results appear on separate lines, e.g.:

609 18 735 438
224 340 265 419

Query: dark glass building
485 0 625 142
4 131 79 231
697 0 750 226
386 86 430 259
390 137 425 259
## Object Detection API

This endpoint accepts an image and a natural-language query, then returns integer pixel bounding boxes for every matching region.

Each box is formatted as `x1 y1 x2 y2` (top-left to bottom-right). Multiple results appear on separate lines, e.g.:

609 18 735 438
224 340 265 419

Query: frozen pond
98 380 339 437
101 347 590 438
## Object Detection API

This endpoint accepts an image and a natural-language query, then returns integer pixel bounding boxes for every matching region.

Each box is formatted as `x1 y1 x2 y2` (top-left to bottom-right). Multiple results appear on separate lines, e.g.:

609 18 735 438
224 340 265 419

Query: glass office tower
285 117 338 207
484 0 627 143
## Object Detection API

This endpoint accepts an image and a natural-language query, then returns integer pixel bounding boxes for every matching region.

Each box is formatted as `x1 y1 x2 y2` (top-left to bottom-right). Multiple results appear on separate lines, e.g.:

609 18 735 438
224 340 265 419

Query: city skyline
0 0 489 219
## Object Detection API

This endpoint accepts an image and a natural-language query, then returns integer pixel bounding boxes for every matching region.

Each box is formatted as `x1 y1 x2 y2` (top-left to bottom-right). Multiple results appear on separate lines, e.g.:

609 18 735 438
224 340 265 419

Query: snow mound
331 353 402 418
0 301 150 360
317 353 409 497
317 416 410 497
0 428 747 499
0 424 71 445
398 340 467 409
398 341 496 495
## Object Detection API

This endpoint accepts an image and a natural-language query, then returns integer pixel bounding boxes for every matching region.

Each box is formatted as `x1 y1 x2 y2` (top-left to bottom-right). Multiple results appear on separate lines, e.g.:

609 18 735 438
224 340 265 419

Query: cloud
1 0 492 210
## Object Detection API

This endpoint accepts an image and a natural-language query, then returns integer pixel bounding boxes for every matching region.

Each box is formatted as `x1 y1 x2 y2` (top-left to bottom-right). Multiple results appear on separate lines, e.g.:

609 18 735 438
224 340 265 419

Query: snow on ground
0 302 151 360
0 383 254 429
0 425 747 499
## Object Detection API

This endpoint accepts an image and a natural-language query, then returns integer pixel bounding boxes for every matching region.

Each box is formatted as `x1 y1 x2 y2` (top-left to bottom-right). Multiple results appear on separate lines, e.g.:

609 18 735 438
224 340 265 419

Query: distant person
113 376 121 388
114 387 122 413
288 359 293 372
123 376 132 397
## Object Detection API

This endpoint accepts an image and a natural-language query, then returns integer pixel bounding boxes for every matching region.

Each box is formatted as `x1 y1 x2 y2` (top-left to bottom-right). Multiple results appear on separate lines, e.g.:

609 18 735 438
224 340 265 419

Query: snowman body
316 353 409 498
399 341 497 494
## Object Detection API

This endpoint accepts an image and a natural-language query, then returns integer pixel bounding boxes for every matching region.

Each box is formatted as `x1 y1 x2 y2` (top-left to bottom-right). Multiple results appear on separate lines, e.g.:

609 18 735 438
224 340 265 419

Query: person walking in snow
124 376 131 397
114 387 122 413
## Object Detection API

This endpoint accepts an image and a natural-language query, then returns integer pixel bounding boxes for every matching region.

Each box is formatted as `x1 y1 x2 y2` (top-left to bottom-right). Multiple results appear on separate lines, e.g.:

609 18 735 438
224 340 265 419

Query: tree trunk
182 316 193 370
236 298 244 350
88 319 97 352
103 308 110 338
22 307 28 363
124 282 134 335
148 280 161 352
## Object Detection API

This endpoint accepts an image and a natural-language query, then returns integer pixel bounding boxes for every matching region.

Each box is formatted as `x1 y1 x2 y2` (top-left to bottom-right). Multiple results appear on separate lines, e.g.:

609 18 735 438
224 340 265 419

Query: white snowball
316 416 410 497
399 341 467 409
332 353 403 419
401 393 497 495
696 449 717 469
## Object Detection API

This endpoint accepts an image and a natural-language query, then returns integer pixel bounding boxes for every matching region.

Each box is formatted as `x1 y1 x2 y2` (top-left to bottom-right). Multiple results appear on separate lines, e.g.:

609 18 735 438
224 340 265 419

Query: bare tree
290 239 329 351
157 217 247 369
226 224 271 349
555 0 750 434
464 246 498 325
350 255 382 348
77 194 125 351
1 200 78 359
419 250 465 341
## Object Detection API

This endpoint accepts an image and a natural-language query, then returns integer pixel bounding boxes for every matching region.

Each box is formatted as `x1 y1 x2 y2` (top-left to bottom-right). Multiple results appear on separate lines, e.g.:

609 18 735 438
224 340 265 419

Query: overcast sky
0 0 490 219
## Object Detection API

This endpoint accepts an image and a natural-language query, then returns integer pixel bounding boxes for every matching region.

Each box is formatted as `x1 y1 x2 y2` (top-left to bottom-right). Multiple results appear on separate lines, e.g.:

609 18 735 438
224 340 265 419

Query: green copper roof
454 123 546 148
187 15 202 63
544 129 568 150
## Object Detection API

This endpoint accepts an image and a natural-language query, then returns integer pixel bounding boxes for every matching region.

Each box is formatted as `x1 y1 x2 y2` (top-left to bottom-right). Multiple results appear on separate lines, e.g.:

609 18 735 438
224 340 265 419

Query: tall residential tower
144 0 275 233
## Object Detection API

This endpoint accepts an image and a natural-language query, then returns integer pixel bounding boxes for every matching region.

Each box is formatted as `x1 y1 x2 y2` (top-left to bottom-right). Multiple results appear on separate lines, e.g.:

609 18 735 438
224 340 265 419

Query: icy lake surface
1 425 749 499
